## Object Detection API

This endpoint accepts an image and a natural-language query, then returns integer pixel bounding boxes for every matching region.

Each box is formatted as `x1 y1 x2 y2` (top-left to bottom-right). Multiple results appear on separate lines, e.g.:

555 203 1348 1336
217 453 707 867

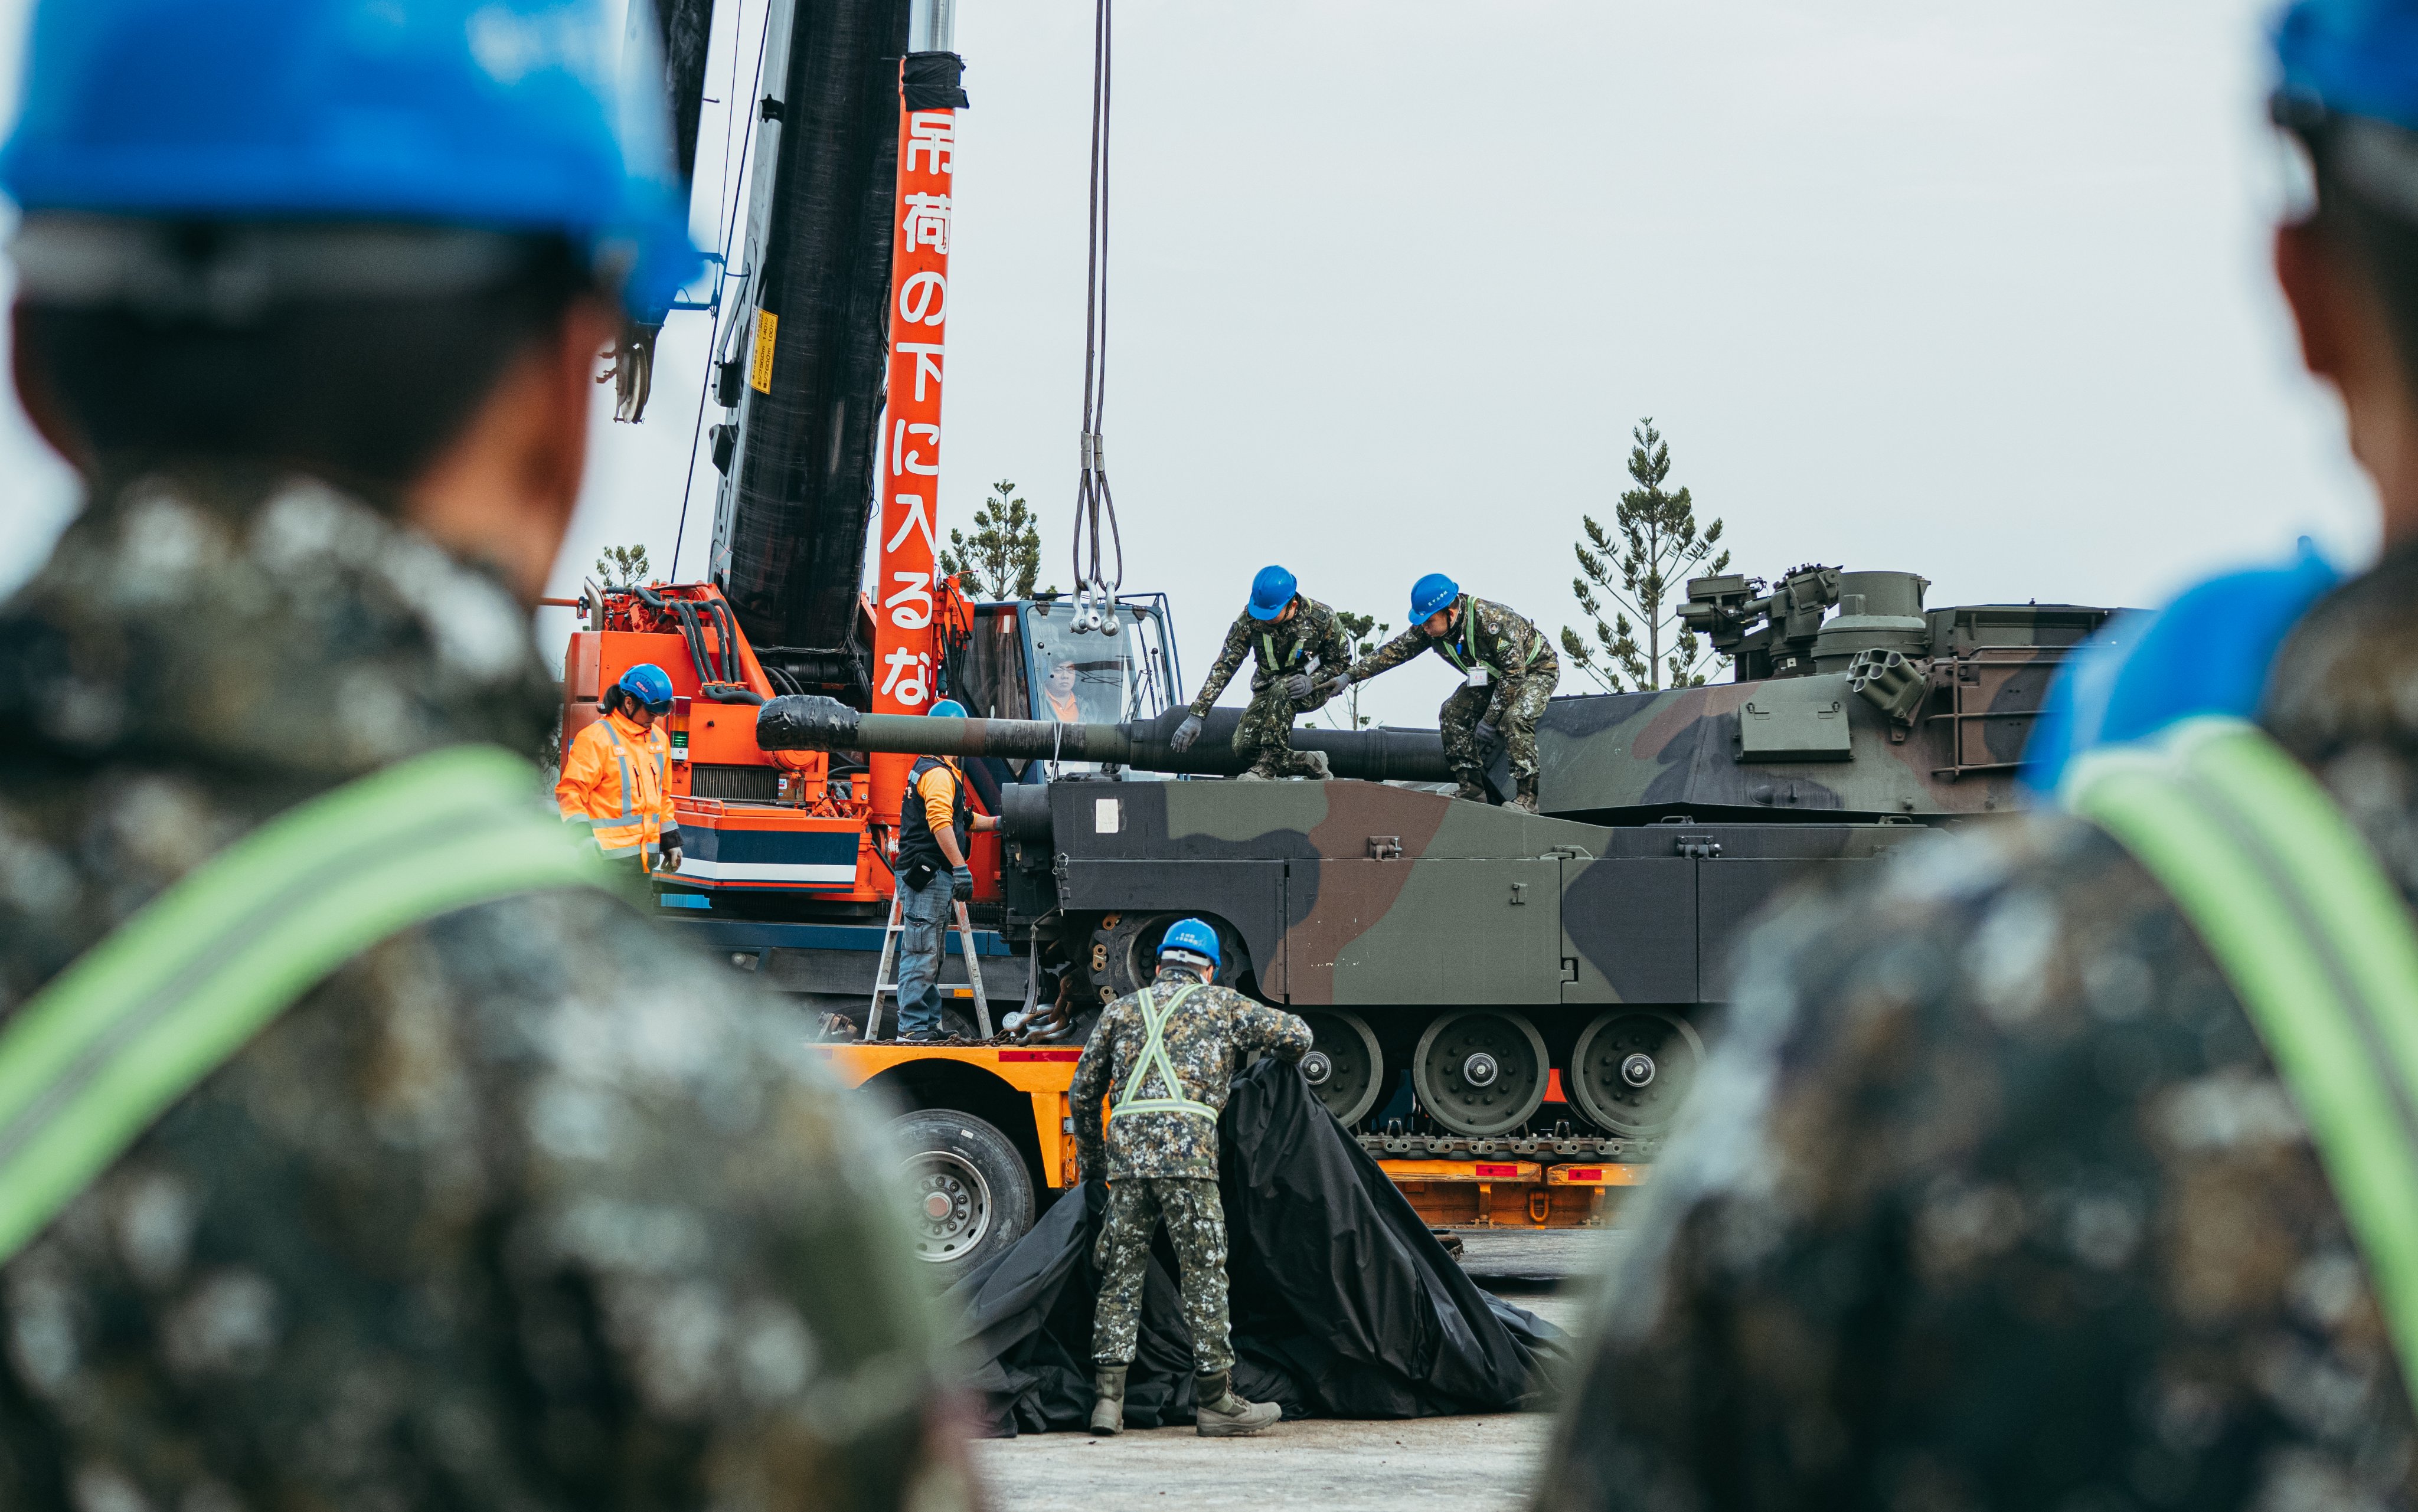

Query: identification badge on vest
1466 666 1490 688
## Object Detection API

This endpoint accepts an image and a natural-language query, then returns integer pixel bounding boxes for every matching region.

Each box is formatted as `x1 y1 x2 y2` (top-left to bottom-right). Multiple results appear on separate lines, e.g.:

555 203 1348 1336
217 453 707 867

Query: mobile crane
570 0 1197 1281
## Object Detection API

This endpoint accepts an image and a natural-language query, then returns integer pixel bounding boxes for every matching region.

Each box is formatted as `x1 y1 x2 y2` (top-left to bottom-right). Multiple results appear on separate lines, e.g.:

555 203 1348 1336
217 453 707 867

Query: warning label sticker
749 309 777 393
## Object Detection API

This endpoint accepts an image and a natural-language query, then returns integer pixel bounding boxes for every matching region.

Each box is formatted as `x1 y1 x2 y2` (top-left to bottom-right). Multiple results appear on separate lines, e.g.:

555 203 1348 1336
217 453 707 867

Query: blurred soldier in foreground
1337 574 1558 811
1070 919 1311 1437
1536 5 2418 1508
0 2 966 1506
1171 564 1350 780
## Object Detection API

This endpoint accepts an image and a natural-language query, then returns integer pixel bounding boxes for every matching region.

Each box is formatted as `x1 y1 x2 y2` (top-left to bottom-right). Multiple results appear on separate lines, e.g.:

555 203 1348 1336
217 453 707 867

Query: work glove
951 864 975 902
1319 672 1354 698
1170 712 1205 752
1281 672 1315 702
658 842 684 873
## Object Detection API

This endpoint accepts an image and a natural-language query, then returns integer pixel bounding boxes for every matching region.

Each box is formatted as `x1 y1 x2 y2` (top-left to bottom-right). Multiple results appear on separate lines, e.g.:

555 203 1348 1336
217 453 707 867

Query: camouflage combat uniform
1069 965 1310 1371
0 468 969 1512
1534 547 2418 1511
1188 597 1354 779
1349 595 1558 796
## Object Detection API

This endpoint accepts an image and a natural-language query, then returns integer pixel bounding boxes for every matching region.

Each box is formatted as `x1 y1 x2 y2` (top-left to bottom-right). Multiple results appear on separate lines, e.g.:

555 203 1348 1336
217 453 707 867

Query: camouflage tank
758 566 2110 1161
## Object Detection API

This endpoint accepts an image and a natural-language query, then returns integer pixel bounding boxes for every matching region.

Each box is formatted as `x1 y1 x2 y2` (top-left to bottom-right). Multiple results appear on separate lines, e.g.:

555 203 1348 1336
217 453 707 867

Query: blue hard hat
616 662 674 712
929 699 968 718
0 0 700 320
1158 918 1221 970
1247 565 1297 621
2273 0 2418 132
1410 573 1460 622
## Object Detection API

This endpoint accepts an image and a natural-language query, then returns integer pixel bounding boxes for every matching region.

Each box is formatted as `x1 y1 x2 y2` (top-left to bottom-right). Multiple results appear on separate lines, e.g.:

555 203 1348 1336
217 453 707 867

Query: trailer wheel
890 1109 1033 1282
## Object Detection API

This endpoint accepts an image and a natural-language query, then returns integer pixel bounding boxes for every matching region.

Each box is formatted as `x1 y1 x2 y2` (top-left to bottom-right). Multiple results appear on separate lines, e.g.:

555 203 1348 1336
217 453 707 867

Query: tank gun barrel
755 696 1452 783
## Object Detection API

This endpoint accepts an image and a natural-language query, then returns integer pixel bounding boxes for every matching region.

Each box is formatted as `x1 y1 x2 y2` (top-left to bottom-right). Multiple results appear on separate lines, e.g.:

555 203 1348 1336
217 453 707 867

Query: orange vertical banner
872 80 956 837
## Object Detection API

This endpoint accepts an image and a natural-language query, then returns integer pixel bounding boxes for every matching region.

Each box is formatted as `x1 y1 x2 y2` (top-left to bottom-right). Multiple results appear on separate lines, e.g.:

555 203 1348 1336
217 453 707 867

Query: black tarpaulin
943 1059 1569 1435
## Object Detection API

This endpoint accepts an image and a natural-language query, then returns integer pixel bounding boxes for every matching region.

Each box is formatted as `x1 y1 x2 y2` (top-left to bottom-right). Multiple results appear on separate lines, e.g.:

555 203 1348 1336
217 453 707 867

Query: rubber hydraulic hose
754 696 1452 783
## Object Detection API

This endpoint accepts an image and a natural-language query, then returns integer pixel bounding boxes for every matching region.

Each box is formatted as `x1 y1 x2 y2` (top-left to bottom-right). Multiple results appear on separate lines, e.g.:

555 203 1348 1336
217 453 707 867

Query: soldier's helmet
1248 565 1297 621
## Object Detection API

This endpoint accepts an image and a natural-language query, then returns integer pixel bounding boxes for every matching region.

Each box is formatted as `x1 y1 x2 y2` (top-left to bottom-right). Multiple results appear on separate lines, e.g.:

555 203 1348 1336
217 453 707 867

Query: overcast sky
0 0 2378 730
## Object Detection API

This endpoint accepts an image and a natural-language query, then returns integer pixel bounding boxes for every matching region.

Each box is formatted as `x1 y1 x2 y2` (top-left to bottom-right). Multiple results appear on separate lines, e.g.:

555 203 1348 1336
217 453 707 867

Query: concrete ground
969 1228 1624 1512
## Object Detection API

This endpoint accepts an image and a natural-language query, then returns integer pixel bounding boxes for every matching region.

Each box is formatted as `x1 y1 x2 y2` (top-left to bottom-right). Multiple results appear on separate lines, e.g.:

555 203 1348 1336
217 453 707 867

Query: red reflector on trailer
1473 1163 1518 1178
999 1049 1083 1062
1566 1167 1603 1180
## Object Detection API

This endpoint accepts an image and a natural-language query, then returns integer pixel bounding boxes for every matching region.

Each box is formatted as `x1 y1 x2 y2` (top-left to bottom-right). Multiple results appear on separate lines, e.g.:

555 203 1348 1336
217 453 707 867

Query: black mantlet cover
943 1058 1571 1434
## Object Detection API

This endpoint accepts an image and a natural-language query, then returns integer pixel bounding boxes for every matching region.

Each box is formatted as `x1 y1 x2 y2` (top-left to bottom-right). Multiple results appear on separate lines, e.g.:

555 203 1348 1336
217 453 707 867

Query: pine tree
940 480 1050 600
594 543 651 588
1326 610 1391 729
1562 419 1730 692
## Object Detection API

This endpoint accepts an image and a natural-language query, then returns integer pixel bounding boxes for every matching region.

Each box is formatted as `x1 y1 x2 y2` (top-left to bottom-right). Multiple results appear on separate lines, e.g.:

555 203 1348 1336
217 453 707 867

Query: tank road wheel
889 1109 1034 1284
1411 1010 1548 1138
1079 911 1247 1002
1569 1010 1707 1135
1298 1010 1385 1127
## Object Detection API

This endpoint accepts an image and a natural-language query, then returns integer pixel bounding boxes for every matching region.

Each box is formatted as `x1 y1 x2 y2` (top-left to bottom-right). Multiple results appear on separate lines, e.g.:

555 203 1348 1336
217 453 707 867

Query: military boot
1089 1365 1128 1436
1193 1370 1281 1437
1451 778 1489 804
1507 775 1540 814
1296 748 1333 780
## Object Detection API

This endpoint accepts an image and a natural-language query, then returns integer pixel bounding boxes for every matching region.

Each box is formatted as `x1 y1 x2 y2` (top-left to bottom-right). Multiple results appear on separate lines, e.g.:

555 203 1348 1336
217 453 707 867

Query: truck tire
890 1109 1033 1283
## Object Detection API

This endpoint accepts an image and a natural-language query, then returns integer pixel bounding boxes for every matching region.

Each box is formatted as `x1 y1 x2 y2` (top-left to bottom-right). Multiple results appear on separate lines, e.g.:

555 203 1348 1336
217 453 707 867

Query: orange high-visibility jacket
556 709 672 861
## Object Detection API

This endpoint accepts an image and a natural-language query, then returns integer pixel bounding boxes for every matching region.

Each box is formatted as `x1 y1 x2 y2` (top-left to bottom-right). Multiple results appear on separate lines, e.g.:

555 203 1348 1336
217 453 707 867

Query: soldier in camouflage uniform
1171 565 1354 780
1535 9 2418 1507
1069 918 1311 1436
1339 573 1558 811
0 6 969 1507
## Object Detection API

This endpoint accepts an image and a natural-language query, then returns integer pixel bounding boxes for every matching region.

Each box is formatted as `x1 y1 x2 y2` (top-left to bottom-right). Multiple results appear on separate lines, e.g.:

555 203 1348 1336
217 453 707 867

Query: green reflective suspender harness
1108 983 1221 1122
1255 631 1302 676
2066 716 2418 1405
1435 597 1543 682
0 747 611 1267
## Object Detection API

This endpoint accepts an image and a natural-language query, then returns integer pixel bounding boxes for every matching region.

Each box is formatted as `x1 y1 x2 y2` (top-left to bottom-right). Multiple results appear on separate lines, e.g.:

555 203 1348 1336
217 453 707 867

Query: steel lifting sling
0 746 610 1266
2066 715 2418 1405
1109 983 1221 1122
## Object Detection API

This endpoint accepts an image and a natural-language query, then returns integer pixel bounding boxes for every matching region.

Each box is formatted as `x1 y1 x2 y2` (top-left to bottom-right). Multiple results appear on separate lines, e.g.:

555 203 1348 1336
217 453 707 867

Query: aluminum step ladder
864 887 996 1042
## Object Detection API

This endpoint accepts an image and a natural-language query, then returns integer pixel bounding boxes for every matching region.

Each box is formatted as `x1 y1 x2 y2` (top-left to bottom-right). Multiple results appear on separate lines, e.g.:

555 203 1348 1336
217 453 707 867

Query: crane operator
556 662 681 874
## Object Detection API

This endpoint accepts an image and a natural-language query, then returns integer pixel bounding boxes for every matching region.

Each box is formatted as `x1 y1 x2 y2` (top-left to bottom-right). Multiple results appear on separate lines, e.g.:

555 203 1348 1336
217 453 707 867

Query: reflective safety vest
1108 983 1222 1122
2066 716 2418 1405
556 711 671 862
1435 596 1545 681
0 747 606 1266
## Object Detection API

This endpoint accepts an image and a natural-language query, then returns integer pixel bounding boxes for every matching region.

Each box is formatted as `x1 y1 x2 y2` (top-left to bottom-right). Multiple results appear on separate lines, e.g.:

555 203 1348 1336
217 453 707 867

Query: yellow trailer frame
816 1042 1649 1229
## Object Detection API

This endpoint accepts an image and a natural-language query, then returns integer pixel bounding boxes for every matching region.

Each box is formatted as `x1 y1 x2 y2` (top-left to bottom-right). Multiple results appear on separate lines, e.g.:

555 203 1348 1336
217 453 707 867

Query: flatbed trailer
812 1038 1653 1280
